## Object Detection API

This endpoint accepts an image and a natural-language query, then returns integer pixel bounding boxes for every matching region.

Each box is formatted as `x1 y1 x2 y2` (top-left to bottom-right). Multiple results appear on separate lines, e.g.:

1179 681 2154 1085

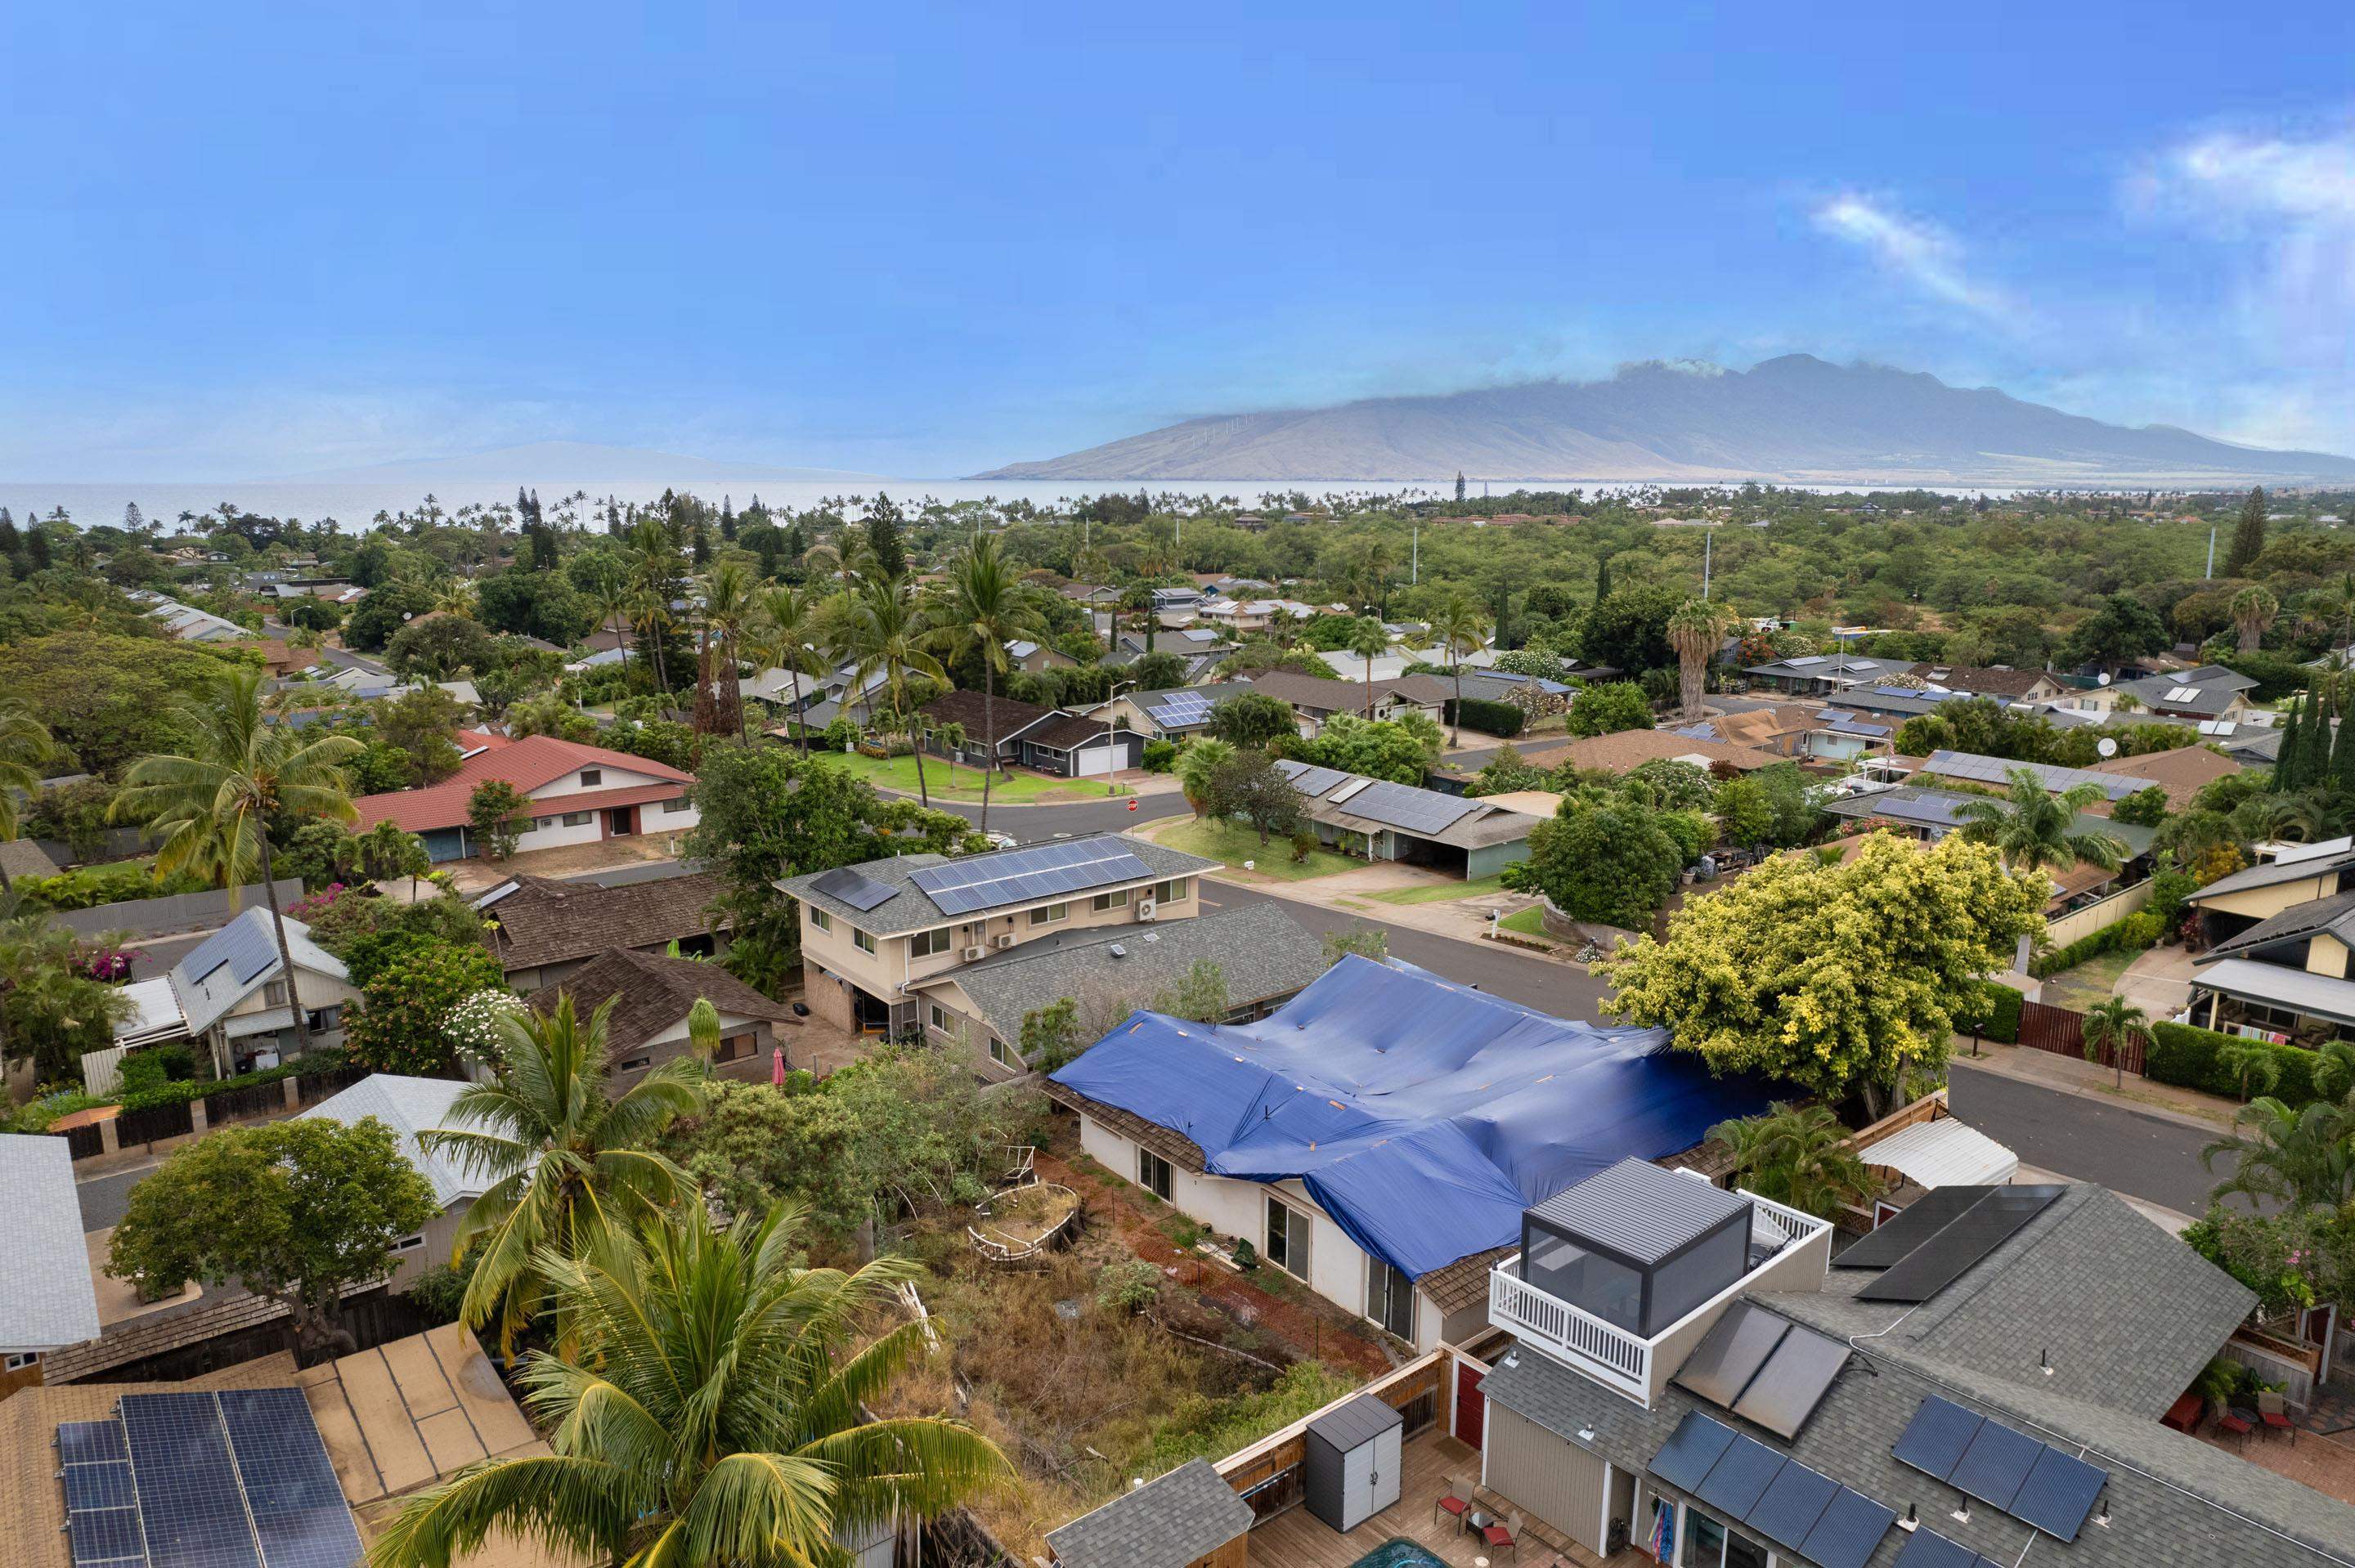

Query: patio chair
1433 1476 1470 1532
2218 1407 2255 1446
2259 1391 2299 1445
1481 1508 1523 1561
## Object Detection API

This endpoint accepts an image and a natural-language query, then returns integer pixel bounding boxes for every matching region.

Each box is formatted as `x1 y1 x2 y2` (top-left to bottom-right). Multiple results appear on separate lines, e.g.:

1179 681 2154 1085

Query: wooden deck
1245 1431 1649 1568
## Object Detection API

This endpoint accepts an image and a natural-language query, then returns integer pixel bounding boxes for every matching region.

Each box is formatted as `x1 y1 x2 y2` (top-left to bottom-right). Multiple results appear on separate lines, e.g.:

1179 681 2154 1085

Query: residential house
2087 744 2242 809
103 907 359 1082
1801 707 1898 764
297 1074 487 1290
915 689 1145 777
142 598 247 643
1092 683 1260 741
1450 668 1579 723
2185 837 2355 1041
775 832 1218 1037
756 661 890 732
1318 646 1500 683
0 1136 102 1396
1670 704 1824 759
2106 664 2262 722
1913 750 2147 805
525 947 801 1089
1005 638 1075 673
1902 663 2069 701
1539 728 1783 777
914 903 1330 1079
1272 759 1545 879
1739 652 1914 696
351 734 698 861
1464 1160 2346 1568
477 870 729 990
1236 670 1451 734
1042 957 1774 1353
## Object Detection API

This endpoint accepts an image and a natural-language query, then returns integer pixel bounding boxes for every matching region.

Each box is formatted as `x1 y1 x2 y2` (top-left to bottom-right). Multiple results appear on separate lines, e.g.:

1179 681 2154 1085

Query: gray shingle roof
297 1073 488 1209
2203 886 2355 962
1044 1458 1251 1568
168 907 347 1037
1483 1188 2349 1568
2186 840 2355 903
777 834 1219 934
934 903 1330 1043
0 1134 102 1351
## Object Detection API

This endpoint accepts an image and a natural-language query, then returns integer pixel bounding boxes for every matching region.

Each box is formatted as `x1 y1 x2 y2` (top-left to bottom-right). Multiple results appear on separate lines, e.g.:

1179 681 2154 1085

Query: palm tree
2217 1037 2285 1101
627 519 682 697
584 556 630 655
745 584 823 755
2229 585 2281 655
1174 737 1236 822
364 1200 1009 1568
0 701 58 889
113 668 360 1057
1347 616 1389 719
1667 597 1741 724
415 994 707 1347
2153 807 2247 863
2203 1095 2355 1210
1949 767 2130 877
697 558 757 742
924 535 1047 833
1427 589 1492 746
933 720 967 785
844 575 947 808
2079 995 2151 1090
1707 1103 1873 1219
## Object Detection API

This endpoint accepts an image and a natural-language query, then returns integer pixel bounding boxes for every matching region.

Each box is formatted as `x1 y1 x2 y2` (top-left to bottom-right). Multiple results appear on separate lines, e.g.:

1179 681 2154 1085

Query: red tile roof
352 736 693 834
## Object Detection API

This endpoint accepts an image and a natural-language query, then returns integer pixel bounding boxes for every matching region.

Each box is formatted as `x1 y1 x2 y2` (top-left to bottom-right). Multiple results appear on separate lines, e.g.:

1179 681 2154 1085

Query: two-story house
2185 836 2355 1042
774 833 1221 1048
102 907 359 1084
351 734 698 862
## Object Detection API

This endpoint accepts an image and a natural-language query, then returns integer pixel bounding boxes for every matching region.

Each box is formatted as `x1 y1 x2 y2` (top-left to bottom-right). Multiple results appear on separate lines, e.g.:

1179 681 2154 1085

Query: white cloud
1811 193 2021 326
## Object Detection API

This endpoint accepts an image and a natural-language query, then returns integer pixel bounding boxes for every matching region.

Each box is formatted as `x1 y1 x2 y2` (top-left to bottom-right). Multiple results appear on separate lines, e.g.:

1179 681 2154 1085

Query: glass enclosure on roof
1520 1198 1751 1337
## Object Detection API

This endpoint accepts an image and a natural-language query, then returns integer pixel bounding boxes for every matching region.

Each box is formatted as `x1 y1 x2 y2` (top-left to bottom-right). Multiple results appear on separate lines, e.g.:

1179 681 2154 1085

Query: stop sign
1126 799 1138 811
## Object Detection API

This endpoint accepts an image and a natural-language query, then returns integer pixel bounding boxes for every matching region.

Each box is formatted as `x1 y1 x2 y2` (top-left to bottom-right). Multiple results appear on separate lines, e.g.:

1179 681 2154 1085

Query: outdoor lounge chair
1433 1477 1469 1531
2259 1391 2298 1445
1482 1508 1522 1561
2218 1407 2255 1445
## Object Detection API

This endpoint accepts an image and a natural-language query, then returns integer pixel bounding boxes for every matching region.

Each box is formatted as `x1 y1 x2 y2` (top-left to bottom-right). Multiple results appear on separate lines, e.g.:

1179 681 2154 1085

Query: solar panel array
1334 779 1483 836
183 916 280 989
1272 760 1349 798
59 1391 364 1568
1648 1412 1895 1568
908 839 1152 916
1147 692 1214 728
1922 750 2139 800
1854 1187 2064 1303
1671 1300 1851 1440
809 865 898 912
1892 1396 2109 1541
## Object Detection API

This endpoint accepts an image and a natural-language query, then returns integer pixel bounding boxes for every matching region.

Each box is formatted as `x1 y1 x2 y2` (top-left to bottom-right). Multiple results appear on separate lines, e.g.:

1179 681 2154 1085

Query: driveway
2115 943 2199 1021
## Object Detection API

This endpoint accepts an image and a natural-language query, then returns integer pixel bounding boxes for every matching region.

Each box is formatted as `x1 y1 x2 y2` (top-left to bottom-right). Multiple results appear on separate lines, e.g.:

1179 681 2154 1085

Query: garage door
1483 1402 1606 1552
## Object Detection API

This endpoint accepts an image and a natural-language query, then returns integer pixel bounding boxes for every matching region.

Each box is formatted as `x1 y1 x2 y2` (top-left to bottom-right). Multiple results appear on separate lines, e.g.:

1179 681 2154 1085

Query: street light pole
1105 679 1137 796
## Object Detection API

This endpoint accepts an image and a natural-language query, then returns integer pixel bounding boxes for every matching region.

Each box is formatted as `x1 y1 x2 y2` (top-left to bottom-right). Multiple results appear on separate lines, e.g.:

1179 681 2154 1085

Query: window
810 907 832 932
1684 1512 1768 1568
4 1351 39 1372
263 980 288 1006
391 1234 425 1254
853 927 877 954
929 1003 949 1032
1030 902 1068 926
562 811 592 827
532 816 555 832
1155 877 1191 903
909 927 954 958
579 768 603 786
989 1037 1009 1066
1266 1195 1312 1280
619 1053 653 1072
1366 1258 1415 1341
1090 889 1128 912
715 1034 755 1063
1138 1148 1173 1199
661 796 691 813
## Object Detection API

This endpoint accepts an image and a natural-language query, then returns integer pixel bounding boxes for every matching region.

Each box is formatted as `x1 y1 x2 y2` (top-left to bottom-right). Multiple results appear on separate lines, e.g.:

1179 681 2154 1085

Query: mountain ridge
975 356 2355 486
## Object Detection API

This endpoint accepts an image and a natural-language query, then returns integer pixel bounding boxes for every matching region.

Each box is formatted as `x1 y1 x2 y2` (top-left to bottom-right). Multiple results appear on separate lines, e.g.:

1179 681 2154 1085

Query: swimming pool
1347 1540 1448 1568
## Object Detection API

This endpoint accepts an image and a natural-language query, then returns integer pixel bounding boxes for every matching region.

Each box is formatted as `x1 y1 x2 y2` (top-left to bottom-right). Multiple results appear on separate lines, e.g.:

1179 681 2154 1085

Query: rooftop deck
1245 1430 1648 1568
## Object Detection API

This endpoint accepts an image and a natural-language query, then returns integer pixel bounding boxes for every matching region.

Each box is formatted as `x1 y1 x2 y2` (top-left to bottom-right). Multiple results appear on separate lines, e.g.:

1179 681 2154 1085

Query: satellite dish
2097 672 2112 687
2097 738 2119 758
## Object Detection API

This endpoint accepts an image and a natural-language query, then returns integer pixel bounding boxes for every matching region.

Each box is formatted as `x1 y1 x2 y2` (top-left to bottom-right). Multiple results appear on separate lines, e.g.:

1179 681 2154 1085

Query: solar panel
1834 1186 1991 1269
1344 781 1481 836
1892 1396 1985 1481
1743 1461 1839 1550
2012 1446 2108 1541
73 1392 363 1568
1797 1490 1898 1568
1949 1418 2043 1510
1731 1323 1852 1439
1672 1301 1791 1408
1286 765 1348 798
61 1420 131 1465
1694 1433 1786 1519
1857 1187 2064 1303
218 1390 365 1568
1890 1528 1984 1568
808 865 897 912
119 1396 263 1568
908 839 1152 916
1647 1410 1738 1493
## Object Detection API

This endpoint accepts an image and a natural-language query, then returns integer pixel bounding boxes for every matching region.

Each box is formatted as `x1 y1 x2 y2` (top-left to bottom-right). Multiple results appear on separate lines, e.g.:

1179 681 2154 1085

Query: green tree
0 632 244 773
1209 692 1299 749
108 1118 437 1357
0 903 133 1080
2223 486 2268 577
693 558 758 741
415 994 707 1346
2203 1095 2355 1211
377 683 468 784
352 819 433 897
387 614 495 680
1709 1103 1874 1219
924 534 1046 831
363 1200 1009 1568
1600 833 2045 1116
114 667 361 1056
1666 596 1740 723
2079 994 2152 1091
1427 587 1493 746
1565 680 1655 737
1174 737 1236 820
2111 785 2172 828
1949 767 2129 876
1209 750 1307 844
844 573 947 807
1152 959 1231 1023
745 583 823 755
1019 997 1087 1073
1515 800 1681 929
343 939 505 1075
1346 616 1390 717
1581 583 1680 676
467 779 533 860
2228 584 2280 656
0 701 59 876
1304 714 1436 785
2061 594 2169 672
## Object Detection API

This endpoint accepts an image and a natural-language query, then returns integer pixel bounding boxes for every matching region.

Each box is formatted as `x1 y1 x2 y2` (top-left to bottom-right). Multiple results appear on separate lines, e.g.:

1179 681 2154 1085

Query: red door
1455 1363 1486 1449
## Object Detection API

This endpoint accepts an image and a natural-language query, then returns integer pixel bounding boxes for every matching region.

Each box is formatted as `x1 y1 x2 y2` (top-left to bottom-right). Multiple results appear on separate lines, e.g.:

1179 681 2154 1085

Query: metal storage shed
1304 1394 1404 1533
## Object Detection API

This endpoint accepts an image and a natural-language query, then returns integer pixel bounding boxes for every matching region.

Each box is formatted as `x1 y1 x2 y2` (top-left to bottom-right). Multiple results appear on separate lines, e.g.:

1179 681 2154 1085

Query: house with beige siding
297 1074 489 1291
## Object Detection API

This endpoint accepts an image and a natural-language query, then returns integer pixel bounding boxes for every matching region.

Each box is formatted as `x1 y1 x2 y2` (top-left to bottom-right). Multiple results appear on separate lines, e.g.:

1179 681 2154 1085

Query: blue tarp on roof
1049 956 1773 1279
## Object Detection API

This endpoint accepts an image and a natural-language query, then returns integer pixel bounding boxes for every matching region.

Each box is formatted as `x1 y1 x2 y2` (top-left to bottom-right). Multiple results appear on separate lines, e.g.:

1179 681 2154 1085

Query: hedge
1445 696 1525 737
1959 982 2024 1044
2146 1022 2330 1109
114 1050 350 1113
2029 911 2163 979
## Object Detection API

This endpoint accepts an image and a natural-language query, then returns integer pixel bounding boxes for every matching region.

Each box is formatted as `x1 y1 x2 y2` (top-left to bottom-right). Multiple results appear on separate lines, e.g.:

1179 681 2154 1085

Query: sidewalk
1951 1037 2241 1131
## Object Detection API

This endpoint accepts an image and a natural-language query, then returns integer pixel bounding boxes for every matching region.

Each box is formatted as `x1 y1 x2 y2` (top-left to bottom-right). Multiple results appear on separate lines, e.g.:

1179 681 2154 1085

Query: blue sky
7 2 2354 480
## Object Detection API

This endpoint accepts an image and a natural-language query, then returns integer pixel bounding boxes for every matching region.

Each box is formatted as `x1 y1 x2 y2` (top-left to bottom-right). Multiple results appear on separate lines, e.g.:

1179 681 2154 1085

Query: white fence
2043 879 2152 951
81 1044 128 1096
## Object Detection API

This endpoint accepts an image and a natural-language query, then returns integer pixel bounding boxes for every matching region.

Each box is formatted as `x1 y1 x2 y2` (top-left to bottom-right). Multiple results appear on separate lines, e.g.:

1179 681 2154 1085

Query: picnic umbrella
772 1044 787 1086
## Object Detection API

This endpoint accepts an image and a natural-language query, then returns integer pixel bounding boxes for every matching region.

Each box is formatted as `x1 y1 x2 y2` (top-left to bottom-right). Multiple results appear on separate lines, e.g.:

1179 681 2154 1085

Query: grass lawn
1365 872 1510 905
810 751 1114 804
1499 907 1556 941
1151 818 1359 880
2039 946 2139 1013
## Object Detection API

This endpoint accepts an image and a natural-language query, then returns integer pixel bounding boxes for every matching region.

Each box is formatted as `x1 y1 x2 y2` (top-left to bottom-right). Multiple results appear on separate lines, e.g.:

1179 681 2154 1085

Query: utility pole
1702 527 1712 598
2205 525 2215 580
1411 522 1419 585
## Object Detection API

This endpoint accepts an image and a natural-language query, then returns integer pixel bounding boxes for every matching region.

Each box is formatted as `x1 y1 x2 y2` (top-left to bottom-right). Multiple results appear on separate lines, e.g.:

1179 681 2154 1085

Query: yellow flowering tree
1598 832 2046 1117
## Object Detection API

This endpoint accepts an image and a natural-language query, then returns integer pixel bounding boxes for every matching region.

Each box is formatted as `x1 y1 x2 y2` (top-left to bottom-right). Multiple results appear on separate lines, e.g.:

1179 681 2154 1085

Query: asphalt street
1947 1060 2239 1216
78 1160 153 1231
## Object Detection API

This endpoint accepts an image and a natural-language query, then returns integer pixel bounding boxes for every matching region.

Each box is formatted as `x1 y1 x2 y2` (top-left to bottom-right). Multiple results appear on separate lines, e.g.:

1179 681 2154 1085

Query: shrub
401 1259 474 1325
1142 738 1178 773
2146 1022 2329 1107
1094 1260 1163 1314
1447 696 1525 737
1290 827 1318 864
2030 908 2164 977
1960 981 2024 1044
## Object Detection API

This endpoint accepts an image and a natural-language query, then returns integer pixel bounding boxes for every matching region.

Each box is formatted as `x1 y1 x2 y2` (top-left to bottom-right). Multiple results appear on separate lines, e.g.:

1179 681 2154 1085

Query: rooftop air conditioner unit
994 934 1018 950
1134 899 1157 921
962 945 986 962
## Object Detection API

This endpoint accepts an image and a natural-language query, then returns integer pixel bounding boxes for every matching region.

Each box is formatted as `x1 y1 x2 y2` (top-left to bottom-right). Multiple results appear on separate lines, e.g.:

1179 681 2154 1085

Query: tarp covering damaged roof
1049 955 1771 1279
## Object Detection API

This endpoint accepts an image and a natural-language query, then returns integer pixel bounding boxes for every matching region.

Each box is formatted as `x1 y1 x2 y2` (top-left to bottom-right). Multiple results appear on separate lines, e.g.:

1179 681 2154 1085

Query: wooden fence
1215 1351 1447 1524
2016 998 2147 1075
